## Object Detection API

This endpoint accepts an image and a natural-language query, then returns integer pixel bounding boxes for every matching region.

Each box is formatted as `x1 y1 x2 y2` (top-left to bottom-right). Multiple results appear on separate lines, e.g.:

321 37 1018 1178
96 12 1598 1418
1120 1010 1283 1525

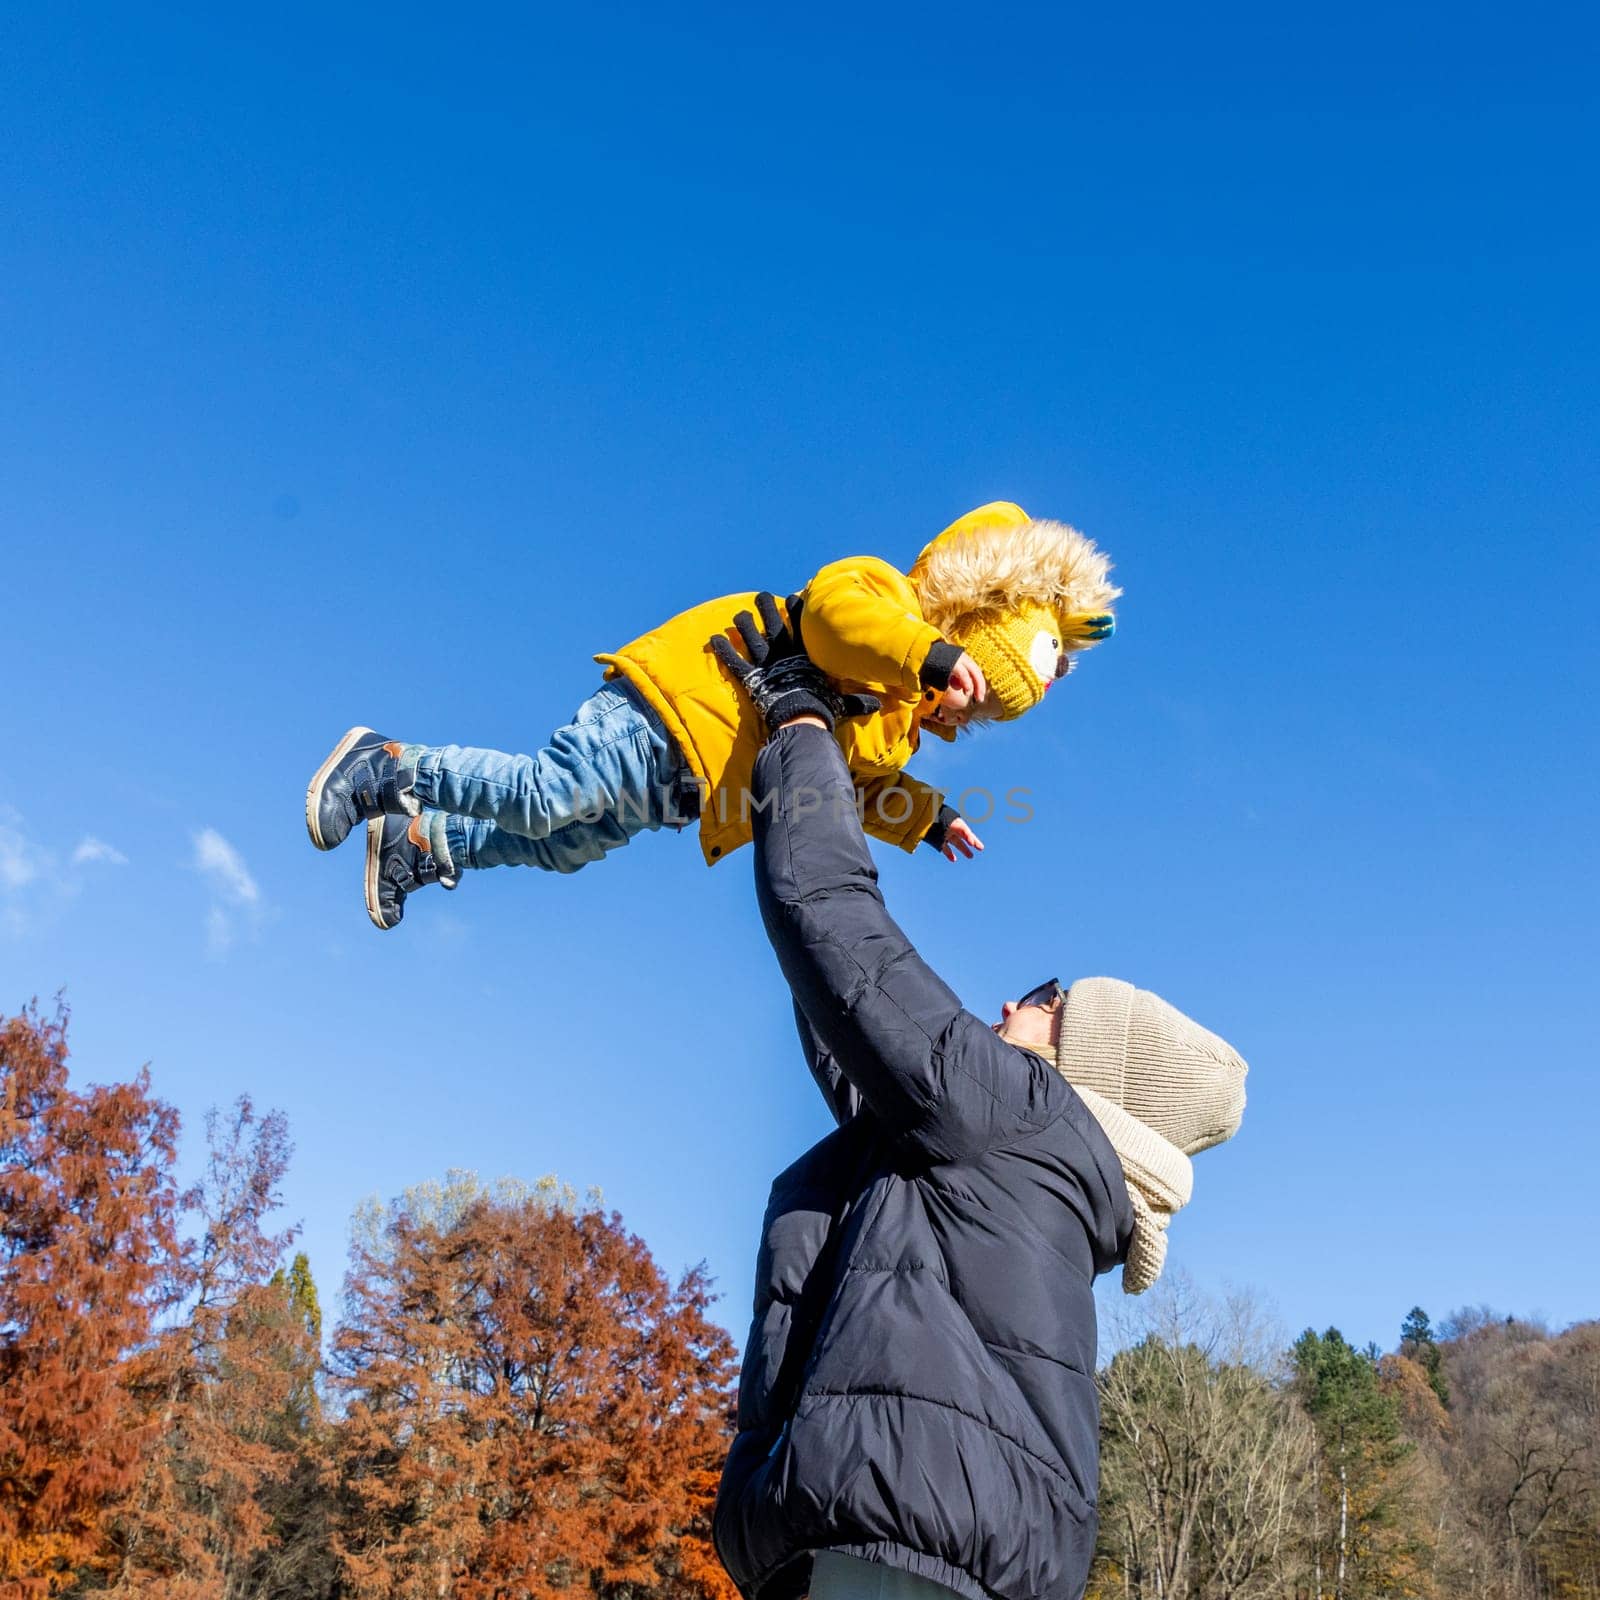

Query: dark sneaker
365 815 458 930
305 727 417 851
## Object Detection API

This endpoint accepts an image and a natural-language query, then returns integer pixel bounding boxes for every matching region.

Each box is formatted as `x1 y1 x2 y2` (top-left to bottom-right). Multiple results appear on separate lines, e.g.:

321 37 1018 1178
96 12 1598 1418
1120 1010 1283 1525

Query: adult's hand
711 592 881 734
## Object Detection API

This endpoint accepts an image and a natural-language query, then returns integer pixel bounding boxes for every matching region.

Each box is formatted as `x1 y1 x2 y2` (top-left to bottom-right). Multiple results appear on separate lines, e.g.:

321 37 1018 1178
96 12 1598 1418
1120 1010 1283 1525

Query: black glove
711 592 881 734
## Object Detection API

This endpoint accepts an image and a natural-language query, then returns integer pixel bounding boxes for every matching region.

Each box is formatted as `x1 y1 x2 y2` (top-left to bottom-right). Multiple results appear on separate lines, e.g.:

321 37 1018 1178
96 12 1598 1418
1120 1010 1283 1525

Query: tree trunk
1312 1452 1324 1600
1335 1461 1349 1600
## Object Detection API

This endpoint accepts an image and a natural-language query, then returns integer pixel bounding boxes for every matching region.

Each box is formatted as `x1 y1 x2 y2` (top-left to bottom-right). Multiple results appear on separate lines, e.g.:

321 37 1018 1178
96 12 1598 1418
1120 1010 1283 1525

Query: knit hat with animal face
1053 978 1248 1294
909 502 1120 722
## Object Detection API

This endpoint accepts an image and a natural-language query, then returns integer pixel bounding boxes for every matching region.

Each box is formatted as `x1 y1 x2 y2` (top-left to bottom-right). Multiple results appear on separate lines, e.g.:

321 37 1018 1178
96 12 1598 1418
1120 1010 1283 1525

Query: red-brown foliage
328 1181 738 1600
3 1008 744 1600
0 1005 181 1599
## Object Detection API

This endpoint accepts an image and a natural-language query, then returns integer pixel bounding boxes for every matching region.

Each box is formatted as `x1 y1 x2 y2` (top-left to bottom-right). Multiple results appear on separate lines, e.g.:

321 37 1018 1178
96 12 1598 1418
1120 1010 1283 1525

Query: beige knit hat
1054 978 1248 1294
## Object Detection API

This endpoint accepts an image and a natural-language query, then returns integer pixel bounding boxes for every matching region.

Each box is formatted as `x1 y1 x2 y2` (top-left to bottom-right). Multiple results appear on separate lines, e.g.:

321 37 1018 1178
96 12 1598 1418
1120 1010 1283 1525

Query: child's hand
941 817 985 862
948 652 988 708
927 653 991 728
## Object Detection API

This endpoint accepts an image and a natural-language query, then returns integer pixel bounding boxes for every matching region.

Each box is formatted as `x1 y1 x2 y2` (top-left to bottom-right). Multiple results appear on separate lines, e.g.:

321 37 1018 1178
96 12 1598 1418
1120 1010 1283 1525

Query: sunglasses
1016 978 1065 1012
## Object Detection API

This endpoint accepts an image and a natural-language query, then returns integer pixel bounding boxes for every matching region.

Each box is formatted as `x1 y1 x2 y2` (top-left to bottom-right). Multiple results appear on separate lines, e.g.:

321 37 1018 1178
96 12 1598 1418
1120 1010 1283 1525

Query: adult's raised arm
790 1000 861 1128
752 720 1062 1164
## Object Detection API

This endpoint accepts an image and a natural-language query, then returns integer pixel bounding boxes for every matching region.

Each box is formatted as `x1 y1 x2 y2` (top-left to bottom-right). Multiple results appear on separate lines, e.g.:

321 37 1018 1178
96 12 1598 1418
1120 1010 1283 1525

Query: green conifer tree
1293 1327 1412 1598
1399 1305 1450 1408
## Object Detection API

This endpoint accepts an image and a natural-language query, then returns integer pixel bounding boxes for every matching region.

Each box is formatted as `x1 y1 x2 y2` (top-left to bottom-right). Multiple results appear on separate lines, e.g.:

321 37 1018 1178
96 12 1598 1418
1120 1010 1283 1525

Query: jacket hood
907 501 1121 647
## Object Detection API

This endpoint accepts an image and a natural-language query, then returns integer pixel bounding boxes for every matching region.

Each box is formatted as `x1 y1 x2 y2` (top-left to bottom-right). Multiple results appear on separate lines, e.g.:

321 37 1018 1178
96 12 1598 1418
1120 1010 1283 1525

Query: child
305 500 1118 928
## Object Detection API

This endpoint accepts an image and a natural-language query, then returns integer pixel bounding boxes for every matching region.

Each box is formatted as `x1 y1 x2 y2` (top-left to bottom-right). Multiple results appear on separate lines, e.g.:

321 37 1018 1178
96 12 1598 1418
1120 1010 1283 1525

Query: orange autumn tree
328 1173 738 1600
0 1004 181 1600
659 1455 741 1600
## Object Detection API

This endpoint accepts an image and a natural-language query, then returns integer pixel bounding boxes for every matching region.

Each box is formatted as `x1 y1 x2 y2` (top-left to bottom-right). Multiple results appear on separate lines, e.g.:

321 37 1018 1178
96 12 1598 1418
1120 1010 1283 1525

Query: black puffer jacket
714 726 1133 1600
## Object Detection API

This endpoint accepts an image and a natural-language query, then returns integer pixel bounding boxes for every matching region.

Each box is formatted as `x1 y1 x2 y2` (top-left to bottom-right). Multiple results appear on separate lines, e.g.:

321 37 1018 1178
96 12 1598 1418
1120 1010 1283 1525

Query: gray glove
711 592 881 733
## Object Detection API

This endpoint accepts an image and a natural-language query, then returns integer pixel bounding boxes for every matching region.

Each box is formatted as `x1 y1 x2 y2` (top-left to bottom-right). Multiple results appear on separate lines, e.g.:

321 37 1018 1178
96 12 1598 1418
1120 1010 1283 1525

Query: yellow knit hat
946 602 1072 722
1053 977 1248 1294
908 502 1120 723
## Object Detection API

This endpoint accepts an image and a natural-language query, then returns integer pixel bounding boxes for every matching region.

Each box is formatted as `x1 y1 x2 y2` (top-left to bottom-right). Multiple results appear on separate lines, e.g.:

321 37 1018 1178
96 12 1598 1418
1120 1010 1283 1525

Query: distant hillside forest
4 1005 1596 1600
1088 1286 1598 1600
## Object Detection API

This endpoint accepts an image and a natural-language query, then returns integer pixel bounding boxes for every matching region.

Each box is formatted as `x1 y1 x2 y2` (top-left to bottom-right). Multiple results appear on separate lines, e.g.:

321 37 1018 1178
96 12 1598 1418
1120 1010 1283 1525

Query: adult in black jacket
711 636 1135 1600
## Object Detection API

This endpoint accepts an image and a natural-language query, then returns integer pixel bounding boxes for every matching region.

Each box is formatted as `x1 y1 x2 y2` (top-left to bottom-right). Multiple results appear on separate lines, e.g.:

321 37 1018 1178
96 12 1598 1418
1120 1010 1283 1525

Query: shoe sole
305 726 376 851
364 818 392 930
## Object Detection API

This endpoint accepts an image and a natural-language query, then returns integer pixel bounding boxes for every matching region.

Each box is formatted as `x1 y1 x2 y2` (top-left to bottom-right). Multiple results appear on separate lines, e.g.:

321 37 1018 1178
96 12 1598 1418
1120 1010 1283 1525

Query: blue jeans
407 681 694 876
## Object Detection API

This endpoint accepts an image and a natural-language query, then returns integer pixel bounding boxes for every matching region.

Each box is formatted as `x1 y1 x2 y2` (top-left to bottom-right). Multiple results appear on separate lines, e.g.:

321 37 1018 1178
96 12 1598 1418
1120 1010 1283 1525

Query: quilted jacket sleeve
798 557 947 694
791 1000 862 1128
753 724 1067 1164
857 770 948 854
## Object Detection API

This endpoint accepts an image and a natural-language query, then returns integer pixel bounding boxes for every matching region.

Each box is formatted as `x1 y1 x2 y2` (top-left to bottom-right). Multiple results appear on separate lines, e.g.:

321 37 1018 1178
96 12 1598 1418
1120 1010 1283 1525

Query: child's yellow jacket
596 556 952 865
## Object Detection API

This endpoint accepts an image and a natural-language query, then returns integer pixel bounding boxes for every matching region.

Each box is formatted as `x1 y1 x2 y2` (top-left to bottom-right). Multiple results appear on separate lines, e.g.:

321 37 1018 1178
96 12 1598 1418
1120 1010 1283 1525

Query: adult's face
992 987 1064 1052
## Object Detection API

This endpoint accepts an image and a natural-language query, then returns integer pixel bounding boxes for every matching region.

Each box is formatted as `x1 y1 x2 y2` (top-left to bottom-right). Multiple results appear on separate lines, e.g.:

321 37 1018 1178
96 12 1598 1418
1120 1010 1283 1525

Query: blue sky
3 2 1596 1355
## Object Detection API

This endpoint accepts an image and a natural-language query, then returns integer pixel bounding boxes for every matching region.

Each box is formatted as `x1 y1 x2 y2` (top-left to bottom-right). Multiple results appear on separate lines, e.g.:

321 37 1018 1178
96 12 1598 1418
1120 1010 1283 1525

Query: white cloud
193 828 263 954
1 811 142 939
73 835 129 867
193 828 260 906
0 807 53 935
0 811 41 890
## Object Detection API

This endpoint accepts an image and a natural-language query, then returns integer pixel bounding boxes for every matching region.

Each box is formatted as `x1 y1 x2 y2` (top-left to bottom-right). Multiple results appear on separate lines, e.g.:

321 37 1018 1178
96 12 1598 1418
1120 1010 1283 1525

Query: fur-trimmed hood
908 501 1120 648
